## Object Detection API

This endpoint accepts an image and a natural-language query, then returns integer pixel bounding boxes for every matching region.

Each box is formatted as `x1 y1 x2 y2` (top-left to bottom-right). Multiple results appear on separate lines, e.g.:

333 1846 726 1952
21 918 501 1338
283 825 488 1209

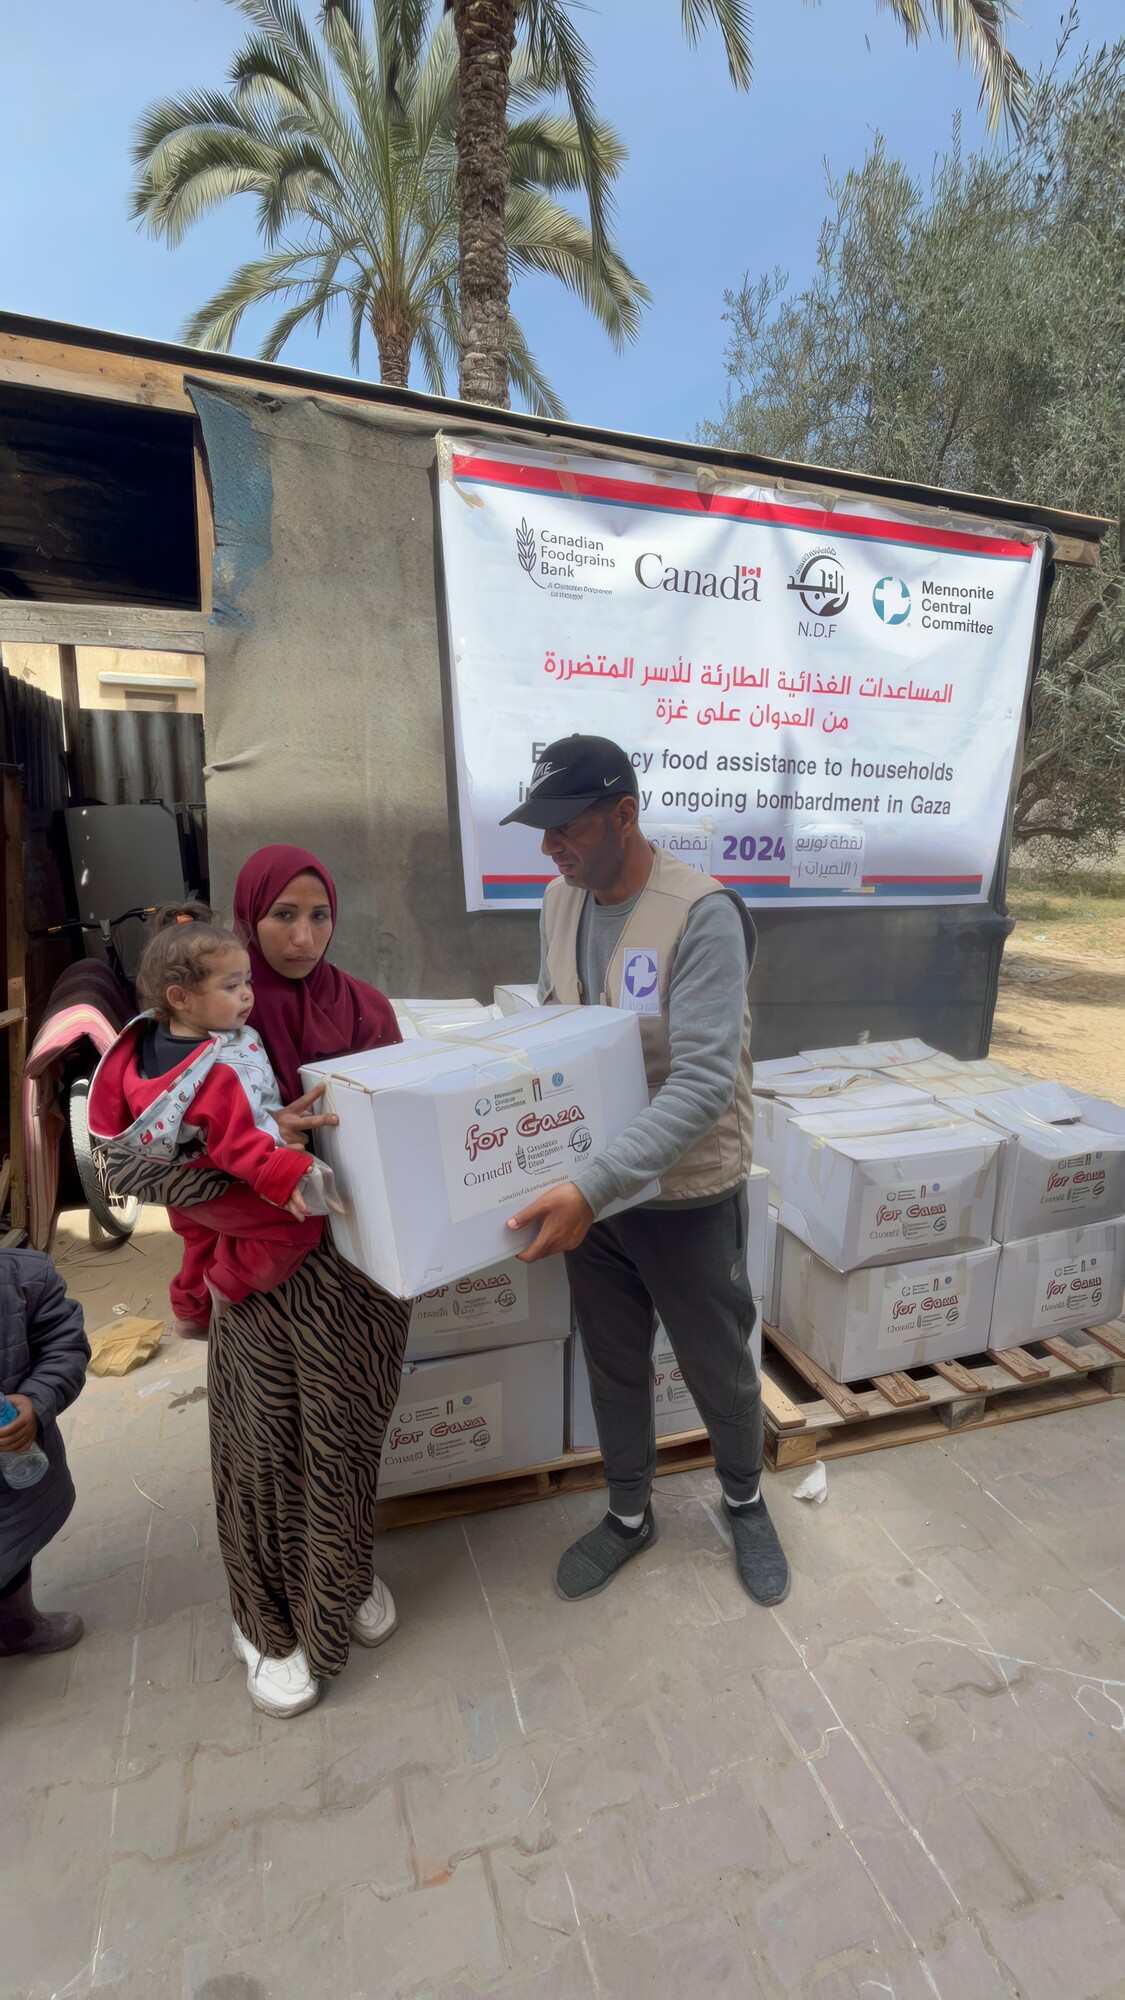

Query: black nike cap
500 734 640 830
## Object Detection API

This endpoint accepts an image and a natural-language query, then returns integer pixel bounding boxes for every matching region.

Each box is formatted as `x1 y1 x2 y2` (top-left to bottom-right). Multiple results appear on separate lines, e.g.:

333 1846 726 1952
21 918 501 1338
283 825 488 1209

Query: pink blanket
24 962 133 1248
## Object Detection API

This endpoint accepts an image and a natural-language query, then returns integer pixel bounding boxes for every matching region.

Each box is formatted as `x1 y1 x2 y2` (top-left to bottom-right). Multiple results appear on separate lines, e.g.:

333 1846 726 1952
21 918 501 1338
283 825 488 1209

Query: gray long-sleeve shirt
538 889 748 1214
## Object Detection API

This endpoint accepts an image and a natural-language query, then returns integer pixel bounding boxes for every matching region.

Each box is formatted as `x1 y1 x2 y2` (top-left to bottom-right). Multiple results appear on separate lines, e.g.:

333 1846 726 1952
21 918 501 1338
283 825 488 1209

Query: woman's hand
277 1085 340 1151
285 1185 309 1221
0 1393 39 1453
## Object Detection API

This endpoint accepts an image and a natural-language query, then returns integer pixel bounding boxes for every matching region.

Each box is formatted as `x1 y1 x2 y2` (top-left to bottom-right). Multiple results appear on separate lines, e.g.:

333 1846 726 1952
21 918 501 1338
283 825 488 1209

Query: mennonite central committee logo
873 577 912 624
623 950 659 1000
787 547 849 617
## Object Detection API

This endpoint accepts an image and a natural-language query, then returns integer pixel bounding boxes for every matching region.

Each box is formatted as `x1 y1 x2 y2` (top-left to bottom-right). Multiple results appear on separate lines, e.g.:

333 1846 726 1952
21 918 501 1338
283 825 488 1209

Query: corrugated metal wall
74 707 204 807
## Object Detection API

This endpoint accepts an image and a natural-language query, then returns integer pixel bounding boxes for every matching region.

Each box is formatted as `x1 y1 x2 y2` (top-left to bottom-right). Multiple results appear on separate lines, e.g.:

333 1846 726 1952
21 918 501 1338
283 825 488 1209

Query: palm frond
680 0 753 90
506 313 568 419
505 188 650 347
518 1 611 252
874 0 1030 133
182 243 336 350
507 112 627 196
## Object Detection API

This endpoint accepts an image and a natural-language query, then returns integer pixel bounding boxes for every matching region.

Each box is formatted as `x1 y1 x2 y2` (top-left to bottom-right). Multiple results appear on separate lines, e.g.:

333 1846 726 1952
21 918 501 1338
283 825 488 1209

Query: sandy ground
992 932 1125 1101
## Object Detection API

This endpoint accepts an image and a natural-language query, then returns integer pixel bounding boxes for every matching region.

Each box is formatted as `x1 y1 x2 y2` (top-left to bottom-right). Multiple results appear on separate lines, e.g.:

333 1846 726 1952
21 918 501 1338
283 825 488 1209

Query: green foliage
704 23 1124 855
131 0 648 411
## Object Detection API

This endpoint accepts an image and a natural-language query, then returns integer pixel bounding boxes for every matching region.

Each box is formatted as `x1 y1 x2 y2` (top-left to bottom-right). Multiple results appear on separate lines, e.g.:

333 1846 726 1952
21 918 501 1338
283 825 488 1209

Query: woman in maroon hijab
233 844 399 1107
97 846 410 1719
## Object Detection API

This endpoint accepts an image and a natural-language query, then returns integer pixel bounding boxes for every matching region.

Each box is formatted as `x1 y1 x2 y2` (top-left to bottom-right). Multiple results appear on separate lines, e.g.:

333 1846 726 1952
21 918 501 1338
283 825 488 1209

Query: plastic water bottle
0 1394 49 1489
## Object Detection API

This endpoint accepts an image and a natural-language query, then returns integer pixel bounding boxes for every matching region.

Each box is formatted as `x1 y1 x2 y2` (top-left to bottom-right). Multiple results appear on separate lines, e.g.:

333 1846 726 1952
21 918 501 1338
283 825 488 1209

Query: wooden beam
0 603 207 654
1088 1322 1125 1363
0 335 194 413
760 1368 808 1434
871 1370 931 1408
763 1323 868 1422
931 1359 986 1394
3 774 27 1233
1051 534 1100 570
987 1345 1050 1383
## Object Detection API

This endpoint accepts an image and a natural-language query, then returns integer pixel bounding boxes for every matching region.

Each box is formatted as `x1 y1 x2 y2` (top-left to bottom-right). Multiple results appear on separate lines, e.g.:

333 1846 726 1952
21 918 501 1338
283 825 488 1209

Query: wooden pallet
373 1427 718 1533
760 1318 1125 1470
372 1319 1125 1530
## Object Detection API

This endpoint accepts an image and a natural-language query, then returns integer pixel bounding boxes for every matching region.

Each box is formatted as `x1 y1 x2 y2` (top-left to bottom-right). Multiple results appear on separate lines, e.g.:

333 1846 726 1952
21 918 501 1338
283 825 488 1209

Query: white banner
437 439 1045 911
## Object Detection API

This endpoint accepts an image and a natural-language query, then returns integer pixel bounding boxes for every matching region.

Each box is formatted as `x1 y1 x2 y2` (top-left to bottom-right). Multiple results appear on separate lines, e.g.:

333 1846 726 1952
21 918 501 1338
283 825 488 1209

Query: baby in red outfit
90 918 342 1338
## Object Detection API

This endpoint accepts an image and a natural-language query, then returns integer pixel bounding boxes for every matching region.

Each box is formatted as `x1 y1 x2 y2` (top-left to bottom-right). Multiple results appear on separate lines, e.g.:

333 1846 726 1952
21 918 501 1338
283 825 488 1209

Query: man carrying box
501 734 790 1606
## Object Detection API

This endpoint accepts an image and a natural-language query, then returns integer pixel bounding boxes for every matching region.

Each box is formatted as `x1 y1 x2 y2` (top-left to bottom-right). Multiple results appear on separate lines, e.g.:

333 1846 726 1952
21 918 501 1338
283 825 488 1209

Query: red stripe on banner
716 875 789 884
451 454 1036 562
483 874 554 883
862 874 981 884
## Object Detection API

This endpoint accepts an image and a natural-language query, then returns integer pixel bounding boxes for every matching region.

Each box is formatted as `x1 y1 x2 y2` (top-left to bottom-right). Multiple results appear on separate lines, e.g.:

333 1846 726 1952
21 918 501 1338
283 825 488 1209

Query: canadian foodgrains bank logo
516 516 616 588
788 547 849 618
873 577 911 624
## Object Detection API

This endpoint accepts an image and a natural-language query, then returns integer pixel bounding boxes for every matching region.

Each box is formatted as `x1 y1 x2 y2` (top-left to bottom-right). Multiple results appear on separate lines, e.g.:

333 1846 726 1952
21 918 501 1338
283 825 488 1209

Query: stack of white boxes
303 1000 655 1497
767 1039 1125 1385
924 1077 1125 1345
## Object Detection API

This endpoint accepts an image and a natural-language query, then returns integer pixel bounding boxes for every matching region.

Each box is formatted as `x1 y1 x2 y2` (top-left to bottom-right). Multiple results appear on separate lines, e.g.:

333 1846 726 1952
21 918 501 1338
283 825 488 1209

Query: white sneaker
349 1576 398 1648
231 1623 321 1717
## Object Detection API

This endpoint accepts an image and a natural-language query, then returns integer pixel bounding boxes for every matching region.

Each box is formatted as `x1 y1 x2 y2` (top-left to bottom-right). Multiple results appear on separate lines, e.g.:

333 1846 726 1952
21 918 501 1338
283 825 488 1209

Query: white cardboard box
1061 1090 1125 1137
494 984 541 1015
954 1086 1125 1241
754 1055 813 1082
765 1204 781 1326
780 1104 1000 1271
379 1339 565 1493
778 1233 1000 1381
800 1039 936 1070
753 1071 934 1202
883 1054 1033 1098
406 1252 570 1362
303 1005 656 1296
990 1220 1125 1343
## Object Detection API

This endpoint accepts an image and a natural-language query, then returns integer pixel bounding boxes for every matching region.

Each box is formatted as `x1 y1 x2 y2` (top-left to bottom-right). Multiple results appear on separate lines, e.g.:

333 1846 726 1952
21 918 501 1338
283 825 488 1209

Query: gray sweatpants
565 1185 763 1515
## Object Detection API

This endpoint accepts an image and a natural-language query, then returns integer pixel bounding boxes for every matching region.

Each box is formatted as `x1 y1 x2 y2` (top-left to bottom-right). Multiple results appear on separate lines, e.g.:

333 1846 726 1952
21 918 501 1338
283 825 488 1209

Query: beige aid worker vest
542 843 755 1203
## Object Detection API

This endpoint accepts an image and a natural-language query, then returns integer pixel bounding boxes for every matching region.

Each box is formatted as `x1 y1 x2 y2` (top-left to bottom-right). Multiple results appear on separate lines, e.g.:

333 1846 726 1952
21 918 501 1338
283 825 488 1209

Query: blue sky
1 2 1117 441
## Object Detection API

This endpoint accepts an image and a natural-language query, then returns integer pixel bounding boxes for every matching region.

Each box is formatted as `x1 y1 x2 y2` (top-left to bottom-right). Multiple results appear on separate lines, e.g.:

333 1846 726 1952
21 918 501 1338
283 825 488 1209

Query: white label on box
1037 1153 1111 1215
1031 1249 1112 1330
878 1268 966 1349
435 1068 606 1223
410 1263 530 1335
859 1177 954 1257
382 1381 503 1479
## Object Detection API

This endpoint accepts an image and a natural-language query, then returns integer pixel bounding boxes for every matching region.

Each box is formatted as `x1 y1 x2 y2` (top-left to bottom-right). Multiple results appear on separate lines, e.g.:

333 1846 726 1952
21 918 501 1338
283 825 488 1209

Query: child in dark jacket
89 920 342 1339
0 1250 89 1657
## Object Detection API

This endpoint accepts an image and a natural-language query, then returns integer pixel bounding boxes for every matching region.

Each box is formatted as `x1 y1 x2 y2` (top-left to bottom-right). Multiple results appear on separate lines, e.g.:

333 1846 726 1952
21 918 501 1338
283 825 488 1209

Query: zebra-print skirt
98 1142 411 1680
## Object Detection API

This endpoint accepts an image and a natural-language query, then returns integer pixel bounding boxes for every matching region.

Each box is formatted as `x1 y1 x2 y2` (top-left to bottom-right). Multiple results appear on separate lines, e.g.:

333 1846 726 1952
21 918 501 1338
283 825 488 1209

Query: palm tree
130 0 647 414
449 0 1031 408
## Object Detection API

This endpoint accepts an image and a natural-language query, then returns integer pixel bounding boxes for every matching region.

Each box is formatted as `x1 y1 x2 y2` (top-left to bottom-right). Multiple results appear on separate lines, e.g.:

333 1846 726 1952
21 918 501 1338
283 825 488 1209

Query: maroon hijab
233 844 400 1103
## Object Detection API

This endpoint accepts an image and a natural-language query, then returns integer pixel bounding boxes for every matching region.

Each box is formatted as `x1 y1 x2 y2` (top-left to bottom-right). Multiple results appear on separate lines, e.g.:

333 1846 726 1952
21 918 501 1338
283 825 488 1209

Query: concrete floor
6 1210 1125 2000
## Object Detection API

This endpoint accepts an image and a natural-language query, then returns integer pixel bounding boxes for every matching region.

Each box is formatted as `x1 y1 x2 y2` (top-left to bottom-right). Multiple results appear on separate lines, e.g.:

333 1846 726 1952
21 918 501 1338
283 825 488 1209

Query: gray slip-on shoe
555 1504 658 1601
723 1496 791 1605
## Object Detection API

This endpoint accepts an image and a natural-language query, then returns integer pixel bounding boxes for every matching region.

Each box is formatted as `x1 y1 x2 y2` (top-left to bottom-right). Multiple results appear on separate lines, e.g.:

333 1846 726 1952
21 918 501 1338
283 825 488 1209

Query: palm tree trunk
373 313 413 389
453 0 516 408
